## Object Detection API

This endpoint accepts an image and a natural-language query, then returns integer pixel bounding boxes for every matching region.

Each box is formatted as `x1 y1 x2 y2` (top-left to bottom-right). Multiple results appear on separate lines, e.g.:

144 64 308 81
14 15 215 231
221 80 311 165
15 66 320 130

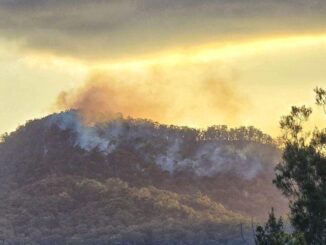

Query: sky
0 0 325 137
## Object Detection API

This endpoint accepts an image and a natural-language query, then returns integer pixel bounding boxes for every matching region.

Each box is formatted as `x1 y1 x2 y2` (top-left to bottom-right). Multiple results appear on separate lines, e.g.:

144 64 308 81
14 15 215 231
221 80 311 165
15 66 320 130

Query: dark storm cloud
0 0 325 60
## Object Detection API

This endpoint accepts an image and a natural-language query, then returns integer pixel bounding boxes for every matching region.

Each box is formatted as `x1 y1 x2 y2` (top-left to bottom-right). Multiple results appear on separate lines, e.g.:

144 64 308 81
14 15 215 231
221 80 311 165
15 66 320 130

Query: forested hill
0 111 287 244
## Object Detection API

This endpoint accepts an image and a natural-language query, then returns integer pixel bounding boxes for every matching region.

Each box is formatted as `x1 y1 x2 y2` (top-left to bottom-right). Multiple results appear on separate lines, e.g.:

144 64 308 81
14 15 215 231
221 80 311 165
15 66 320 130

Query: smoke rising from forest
48 111 277 179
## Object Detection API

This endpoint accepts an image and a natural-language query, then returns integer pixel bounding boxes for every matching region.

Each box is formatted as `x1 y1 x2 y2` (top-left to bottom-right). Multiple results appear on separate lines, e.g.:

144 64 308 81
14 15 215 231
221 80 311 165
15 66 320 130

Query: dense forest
0 111 288 244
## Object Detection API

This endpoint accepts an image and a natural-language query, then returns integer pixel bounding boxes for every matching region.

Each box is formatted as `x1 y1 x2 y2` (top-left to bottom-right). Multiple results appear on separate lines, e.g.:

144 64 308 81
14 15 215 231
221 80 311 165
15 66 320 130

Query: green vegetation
0 115 286 220
0 177 249 244
0 102 289 244
255 208 305 245
256 87 326 244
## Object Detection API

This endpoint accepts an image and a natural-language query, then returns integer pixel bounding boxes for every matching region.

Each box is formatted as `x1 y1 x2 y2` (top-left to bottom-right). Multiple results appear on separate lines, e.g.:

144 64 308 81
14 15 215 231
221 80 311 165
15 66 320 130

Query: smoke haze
47 111 278 180
55 67 249 127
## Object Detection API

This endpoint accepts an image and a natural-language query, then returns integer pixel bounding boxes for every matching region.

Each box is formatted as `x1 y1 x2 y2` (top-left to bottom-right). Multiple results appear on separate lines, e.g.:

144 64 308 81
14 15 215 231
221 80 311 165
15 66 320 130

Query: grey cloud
0 0 325 60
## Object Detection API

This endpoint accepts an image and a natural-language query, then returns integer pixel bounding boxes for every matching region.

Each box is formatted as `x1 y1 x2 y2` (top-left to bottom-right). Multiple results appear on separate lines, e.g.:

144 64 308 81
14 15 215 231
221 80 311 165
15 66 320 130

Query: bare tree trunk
251 217 258 245
240 223 249 245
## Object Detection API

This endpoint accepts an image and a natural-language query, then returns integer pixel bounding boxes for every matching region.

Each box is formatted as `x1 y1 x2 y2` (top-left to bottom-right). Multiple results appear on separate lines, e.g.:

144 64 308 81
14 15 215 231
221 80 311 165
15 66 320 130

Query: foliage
315 87 326 113
0 110 287 243
0 114 286 220
255 208 306 245
0 132 9 144
0 176 249 244
272 87 326 244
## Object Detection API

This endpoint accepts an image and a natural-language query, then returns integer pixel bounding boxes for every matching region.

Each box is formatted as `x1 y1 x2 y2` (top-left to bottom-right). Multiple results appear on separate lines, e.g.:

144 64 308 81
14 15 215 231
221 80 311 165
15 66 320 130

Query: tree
0 132 9 143
273 87 326 244
315 87 326 113
255 208 307 245
255 208 291 245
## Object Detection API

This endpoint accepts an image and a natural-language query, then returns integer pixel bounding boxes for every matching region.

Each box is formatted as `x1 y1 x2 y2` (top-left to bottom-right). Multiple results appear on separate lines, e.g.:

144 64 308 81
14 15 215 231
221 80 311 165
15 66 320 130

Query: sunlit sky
0 0 325 136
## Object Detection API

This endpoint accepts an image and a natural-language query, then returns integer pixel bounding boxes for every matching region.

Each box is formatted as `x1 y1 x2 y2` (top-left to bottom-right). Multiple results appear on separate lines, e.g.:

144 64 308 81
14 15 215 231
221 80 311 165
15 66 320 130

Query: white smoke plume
47 111 275 179
47 111 119 154
156 141 263 180
156 139 183 173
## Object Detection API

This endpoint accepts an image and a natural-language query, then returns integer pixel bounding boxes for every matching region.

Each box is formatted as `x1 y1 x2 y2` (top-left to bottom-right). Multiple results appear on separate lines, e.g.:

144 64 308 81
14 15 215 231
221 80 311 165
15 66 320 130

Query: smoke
47 111 272 179
48 111 118 154
50 66 262 178
55 66 249 127
56 72 167 125
156 139 183 173
156 140 263 180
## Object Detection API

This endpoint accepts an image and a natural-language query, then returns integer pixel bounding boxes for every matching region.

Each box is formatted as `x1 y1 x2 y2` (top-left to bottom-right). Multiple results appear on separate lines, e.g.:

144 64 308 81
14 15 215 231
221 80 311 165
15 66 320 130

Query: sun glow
20 33 326 72
1 33 325 136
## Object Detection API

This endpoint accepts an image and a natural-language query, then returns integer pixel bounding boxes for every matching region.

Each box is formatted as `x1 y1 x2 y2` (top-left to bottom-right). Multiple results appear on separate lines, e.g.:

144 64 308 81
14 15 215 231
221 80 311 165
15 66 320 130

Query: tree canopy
258 87 326 244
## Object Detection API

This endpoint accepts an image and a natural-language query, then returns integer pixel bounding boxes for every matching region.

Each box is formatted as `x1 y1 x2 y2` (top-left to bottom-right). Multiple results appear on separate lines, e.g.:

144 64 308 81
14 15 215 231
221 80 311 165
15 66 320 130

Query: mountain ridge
0 111 288 244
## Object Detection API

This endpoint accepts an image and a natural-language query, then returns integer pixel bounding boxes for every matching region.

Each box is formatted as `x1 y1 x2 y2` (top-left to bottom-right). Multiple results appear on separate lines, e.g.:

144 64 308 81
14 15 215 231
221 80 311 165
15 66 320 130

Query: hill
0 176 250 244
0 111 288 244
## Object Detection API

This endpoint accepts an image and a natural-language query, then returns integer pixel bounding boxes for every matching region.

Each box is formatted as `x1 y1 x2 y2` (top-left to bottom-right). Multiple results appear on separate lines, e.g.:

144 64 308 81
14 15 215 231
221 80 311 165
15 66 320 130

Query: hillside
0 176 250 244
0 111 288 244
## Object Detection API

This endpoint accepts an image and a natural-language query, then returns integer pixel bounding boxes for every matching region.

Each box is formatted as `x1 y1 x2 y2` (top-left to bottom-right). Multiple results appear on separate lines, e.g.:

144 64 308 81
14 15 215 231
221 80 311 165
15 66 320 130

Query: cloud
0 0 325 60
